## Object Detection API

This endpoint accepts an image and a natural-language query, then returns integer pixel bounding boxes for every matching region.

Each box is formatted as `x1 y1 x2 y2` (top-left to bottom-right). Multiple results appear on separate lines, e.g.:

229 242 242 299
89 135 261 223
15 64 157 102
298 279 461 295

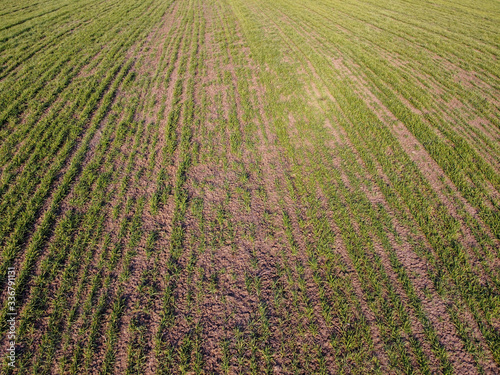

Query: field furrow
1 0 499 373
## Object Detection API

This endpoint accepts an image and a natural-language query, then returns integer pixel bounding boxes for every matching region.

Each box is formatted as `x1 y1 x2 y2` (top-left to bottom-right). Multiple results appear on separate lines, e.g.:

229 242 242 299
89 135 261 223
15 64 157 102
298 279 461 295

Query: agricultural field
0 0 499 373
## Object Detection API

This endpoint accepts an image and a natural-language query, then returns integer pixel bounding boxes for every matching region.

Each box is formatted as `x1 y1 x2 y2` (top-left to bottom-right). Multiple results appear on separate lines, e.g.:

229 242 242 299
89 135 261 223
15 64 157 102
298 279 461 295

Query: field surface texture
0 0 499 373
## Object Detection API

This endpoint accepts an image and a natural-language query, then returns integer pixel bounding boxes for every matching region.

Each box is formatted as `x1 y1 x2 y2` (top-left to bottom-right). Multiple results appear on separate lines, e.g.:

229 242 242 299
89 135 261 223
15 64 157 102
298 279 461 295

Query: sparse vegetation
0 0 499 373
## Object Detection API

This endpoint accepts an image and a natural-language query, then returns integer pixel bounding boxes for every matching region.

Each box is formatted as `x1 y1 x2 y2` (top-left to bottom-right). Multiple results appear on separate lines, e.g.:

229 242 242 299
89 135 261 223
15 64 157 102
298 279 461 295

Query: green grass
0 0 499 373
